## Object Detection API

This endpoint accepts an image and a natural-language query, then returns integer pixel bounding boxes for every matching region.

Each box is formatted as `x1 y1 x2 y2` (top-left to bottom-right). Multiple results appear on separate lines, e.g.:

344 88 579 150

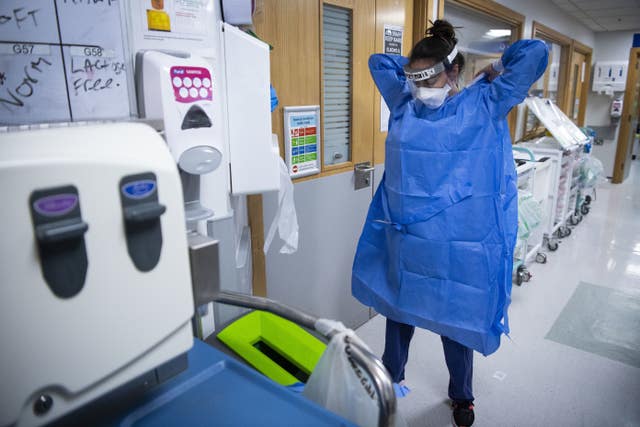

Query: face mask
415 84 451 109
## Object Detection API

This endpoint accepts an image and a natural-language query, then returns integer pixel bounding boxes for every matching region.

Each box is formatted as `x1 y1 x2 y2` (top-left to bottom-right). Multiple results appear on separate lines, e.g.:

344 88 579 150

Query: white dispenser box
0 123 194 427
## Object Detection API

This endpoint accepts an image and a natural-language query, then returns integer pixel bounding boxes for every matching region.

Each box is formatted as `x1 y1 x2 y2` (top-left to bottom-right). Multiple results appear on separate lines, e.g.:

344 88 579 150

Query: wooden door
613 48 640 183
567 51 588 124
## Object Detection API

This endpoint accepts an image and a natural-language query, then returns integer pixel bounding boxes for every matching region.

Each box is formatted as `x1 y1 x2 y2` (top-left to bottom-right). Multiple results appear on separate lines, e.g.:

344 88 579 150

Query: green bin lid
217 310 326 386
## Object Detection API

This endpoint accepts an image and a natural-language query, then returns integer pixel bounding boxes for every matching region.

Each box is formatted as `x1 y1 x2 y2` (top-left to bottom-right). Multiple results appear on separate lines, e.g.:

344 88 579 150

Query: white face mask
414 84 451 109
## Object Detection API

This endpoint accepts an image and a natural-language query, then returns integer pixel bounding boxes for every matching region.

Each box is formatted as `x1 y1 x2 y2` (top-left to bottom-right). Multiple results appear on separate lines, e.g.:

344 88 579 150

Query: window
444 2 514 87
443 0 523 139
523 22 572 140
322 3 352 166
526 40 562 137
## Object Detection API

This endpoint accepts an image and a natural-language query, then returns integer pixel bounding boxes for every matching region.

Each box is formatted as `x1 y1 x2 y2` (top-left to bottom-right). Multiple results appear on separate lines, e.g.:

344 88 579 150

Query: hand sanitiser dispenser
137 51 222 176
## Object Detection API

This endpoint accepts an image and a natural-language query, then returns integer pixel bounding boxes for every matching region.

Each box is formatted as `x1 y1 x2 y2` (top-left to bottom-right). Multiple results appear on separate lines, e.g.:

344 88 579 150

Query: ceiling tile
571 0 636 4
593 15 640 30
585 8 640 18
577 16 597 26
587 21 607 31
598 22 640 31
571 9 590 19
577 16 607 31
576 0 637 10
563 5 581 12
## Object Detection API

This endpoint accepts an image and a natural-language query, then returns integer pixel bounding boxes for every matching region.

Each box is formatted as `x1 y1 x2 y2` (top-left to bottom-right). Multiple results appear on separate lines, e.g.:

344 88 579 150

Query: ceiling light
484 29 511 38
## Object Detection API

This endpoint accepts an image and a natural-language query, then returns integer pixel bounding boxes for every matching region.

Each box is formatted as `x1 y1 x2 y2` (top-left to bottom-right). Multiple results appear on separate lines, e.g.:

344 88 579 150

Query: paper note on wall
139 0 209 42
380 100 390 132
380 24 403 132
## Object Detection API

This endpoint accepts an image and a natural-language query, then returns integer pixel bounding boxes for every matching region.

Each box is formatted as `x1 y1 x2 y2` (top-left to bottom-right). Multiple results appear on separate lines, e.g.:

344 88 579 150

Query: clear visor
407 79 451 99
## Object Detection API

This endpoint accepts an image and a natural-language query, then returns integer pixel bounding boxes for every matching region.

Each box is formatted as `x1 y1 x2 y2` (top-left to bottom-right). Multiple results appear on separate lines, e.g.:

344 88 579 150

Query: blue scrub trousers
382 318 474 402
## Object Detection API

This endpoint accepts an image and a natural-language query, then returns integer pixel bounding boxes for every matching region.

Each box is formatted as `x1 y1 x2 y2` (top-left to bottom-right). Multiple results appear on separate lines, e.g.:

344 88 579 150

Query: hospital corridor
1 1 639 427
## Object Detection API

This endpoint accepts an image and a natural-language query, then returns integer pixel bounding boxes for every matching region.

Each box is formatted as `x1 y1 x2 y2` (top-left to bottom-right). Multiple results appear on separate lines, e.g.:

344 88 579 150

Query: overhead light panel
484 29 511 39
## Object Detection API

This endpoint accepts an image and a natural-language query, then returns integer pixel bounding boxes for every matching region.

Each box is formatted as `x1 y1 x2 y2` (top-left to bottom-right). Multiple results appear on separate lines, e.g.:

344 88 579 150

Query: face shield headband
403 45 459 83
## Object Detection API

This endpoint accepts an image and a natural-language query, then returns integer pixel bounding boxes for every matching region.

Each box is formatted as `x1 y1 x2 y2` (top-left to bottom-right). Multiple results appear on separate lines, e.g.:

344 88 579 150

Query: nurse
351 20 548 426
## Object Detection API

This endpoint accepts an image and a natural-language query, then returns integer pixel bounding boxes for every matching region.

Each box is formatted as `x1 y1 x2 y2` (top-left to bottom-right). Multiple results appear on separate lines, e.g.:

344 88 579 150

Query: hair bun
426 20 457 45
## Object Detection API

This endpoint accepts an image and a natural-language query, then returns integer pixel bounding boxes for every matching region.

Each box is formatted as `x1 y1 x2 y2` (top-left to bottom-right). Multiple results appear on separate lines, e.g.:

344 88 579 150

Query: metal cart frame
519 138 582 249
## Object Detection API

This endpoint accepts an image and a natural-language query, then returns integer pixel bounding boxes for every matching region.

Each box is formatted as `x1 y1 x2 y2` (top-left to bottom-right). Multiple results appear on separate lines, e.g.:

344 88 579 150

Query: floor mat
546 282 640 368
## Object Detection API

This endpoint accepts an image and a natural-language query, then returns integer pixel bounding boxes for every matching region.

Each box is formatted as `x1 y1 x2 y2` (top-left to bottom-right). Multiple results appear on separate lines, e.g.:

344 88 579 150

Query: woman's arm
479 40 549 118
369 54 413 114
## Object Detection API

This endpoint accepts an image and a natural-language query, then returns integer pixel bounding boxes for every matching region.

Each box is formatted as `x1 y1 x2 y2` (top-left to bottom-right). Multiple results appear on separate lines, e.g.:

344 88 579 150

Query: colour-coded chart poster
284 106 321 178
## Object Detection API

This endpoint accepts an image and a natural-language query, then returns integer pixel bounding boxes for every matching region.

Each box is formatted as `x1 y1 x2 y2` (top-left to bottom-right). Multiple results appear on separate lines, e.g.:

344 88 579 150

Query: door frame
566 39 593 127
613 47 640 184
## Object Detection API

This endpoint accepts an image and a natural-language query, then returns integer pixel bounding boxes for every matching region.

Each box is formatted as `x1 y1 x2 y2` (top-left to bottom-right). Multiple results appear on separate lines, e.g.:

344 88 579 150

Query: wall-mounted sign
284 106 320 178
380 24 403 132
383 25 403 55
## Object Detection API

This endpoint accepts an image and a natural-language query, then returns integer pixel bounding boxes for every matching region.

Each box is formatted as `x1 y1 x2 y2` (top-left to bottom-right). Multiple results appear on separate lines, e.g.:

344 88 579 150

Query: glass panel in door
525 41 563 138
443 1 515 88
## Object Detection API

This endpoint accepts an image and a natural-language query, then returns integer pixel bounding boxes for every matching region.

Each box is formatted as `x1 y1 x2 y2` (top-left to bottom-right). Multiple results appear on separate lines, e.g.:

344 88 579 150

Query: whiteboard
63 45 131 121
0 1 59 44
0 0 132 126
0 43 70 124
57 0 124 46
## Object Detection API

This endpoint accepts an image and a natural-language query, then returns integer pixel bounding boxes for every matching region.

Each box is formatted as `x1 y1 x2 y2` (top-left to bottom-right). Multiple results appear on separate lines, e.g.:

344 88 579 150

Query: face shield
403 45 459 87
403 46 459 108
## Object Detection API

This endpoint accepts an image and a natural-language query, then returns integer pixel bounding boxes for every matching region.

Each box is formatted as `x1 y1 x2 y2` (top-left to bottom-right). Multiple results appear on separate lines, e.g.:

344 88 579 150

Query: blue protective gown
352 40 548 356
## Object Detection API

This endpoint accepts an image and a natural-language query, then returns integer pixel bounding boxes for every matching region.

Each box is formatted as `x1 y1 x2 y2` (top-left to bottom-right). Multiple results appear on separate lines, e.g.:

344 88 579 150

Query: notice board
284 106 321 178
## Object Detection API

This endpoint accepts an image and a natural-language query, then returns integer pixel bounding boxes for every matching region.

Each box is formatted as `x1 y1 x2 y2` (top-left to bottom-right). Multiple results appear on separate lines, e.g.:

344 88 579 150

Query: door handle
355 164 375 173
354 161 374 190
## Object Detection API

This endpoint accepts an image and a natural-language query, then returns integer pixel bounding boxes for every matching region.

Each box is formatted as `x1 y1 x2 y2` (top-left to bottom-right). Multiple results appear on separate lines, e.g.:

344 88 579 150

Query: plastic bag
517 192 542 239
514 238 526 261
579 156 604 188
303 329 383 427
264 156 299 254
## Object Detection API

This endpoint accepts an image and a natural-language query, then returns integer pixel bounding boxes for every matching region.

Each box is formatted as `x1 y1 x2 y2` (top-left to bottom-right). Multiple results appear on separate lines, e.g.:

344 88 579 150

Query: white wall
585 30 639 177
586 30 640 127
592 30 640 62
494 0 595 46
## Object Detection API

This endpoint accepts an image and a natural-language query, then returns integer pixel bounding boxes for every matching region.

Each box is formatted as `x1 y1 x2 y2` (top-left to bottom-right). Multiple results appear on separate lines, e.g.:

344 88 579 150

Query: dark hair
409 20 465 72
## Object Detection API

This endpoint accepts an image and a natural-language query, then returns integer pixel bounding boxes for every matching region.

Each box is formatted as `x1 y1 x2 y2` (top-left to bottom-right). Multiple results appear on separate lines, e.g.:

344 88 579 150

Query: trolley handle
512 146 536 161
213 291 397 427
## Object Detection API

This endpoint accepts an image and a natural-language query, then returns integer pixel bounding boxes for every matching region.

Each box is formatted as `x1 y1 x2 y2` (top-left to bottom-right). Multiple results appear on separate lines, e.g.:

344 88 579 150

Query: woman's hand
474 61 502 82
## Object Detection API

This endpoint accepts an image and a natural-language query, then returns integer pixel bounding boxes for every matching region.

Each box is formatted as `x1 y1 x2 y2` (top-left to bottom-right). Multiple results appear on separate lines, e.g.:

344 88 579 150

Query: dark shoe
451 400 474 427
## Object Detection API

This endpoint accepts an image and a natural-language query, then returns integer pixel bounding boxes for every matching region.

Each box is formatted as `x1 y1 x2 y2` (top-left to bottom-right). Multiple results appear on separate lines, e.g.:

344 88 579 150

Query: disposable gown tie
352 40 548 356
